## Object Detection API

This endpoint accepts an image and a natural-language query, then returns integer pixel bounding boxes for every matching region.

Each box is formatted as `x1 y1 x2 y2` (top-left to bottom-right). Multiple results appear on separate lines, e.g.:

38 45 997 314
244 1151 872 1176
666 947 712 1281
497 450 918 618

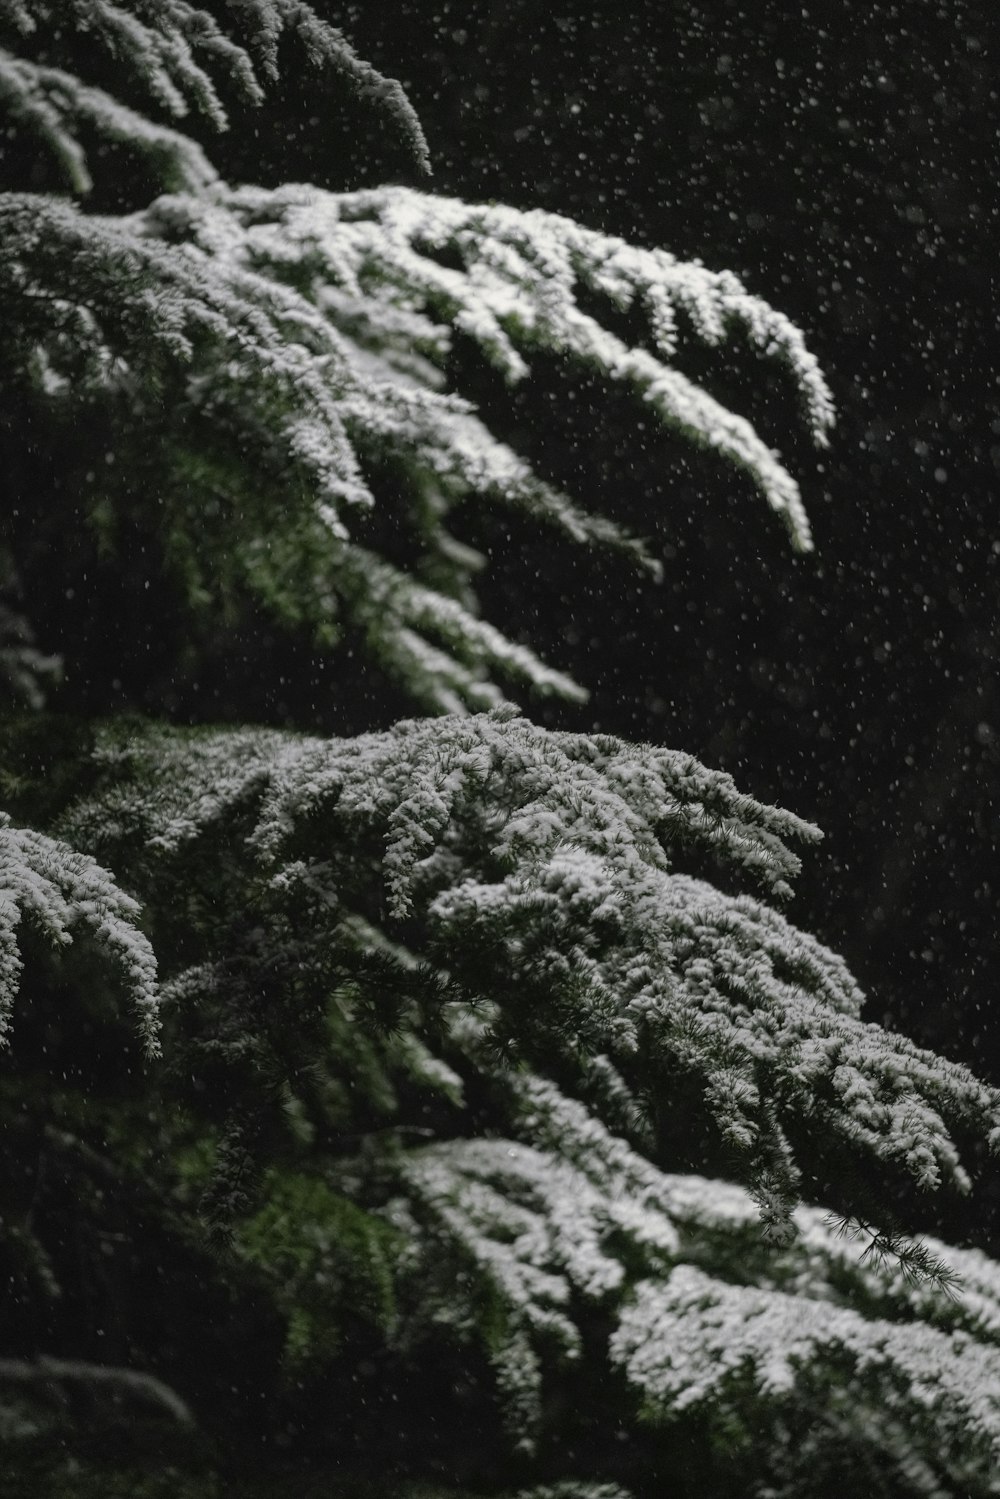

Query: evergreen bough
0 5 997 1496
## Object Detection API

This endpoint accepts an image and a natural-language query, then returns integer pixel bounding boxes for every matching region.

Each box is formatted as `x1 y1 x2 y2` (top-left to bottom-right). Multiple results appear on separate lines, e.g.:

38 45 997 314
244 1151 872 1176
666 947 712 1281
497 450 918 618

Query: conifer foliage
1 1 834 713
1 5 998 1497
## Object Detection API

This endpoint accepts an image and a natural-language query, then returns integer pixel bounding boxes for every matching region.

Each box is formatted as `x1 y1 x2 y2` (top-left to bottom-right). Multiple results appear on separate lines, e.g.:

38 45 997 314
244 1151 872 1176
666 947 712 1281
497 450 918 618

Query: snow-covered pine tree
1 6 997 1497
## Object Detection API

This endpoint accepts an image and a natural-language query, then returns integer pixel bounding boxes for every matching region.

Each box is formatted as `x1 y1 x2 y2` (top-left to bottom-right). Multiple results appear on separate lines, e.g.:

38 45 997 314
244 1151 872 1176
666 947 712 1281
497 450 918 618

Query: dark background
225 1 999 1100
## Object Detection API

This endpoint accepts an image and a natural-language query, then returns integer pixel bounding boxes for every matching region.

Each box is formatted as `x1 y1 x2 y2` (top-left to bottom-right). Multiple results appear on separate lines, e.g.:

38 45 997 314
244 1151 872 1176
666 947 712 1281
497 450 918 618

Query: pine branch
825 1213 964 1299
58 712 1000 1205
0 811 159 1054
0 0 429 173
0 48 219 194
1 178 832 709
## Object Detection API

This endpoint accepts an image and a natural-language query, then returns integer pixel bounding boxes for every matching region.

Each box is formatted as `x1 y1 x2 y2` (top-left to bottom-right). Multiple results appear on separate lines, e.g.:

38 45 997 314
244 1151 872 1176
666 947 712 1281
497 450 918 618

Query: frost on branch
388 1073 1000 1483
0 813 159 1054
611 1268 1000 1478
2 173 832 709
0 2 830 709
0 50 220 195
0 0 430 180
187 182 833 550
395 1137 679 1448
62 710 1000 1220
35 715 1000 1493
